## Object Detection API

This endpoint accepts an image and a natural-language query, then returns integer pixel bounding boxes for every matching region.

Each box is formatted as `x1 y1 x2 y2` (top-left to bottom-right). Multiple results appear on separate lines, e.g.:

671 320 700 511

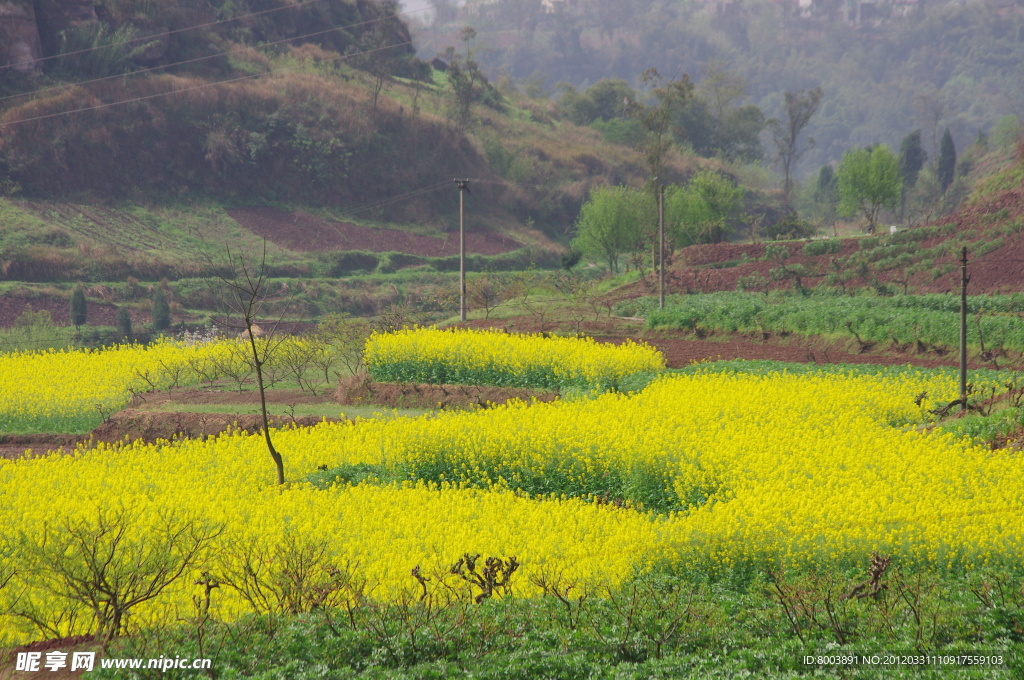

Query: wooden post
455 179 470 322
658 183 665 309
960 246 969 412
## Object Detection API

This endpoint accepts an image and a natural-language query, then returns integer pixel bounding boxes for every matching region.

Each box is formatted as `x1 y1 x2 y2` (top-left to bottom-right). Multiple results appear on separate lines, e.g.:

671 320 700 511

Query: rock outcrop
0 0 42 72
31 0 98 58
0 0 103 72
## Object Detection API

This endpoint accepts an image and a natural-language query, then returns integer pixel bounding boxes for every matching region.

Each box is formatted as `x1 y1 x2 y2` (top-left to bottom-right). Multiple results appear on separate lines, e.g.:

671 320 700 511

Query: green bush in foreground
95 564 1022 679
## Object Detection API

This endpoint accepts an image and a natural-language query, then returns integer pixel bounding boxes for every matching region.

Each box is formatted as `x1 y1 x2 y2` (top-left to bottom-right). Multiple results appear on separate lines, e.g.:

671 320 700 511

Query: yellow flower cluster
0 340 243 432
363 327 665 389
1 360 1021 642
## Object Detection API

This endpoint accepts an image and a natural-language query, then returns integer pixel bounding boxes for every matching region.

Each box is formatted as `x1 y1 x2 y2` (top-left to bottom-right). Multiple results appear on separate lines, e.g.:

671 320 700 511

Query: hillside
619 145 1024 297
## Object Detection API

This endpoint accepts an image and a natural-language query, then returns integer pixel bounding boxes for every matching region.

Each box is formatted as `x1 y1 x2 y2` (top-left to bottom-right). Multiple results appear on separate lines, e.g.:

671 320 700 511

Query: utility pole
455 179 470 322
658 182 665 309
959 247 969 412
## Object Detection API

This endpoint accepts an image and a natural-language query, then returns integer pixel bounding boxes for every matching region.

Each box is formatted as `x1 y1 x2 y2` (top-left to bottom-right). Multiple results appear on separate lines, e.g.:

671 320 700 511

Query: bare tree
216 243 288 485
697 60 748 136
443 28 488 134
14 508 219 646
768 87 823 205
627 67 693 188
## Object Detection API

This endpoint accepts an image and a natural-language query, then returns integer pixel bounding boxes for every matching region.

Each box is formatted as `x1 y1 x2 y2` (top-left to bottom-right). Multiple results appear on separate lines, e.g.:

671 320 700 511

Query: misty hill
412 0 1024 180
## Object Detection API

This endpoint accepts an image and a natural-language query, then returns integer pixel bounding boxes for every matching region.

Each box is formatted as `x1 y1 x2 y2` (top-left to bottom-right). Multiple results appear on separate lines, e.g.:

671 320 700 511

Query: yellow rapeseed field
0 340 243 432
1 351 1022 642
363 327 665 389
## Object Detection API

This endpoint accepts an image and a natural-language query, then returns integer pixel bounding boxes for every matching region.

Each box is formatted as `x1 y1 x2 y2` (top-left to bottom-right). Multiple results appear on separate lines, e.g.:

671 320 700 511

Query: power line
0 6 430 106
0 38 412 128
468 176 550 191
1 0 391 74
340 180 453 218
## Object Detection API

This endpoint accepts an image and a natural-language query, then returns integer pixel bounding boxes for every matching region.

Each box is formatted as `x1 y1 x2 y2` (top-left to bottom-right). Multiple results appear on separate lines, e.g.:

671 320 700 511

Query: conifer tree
116 307 133 340
899 129 927 190
937 128 957 193
151 288 171 331
70 285 87 328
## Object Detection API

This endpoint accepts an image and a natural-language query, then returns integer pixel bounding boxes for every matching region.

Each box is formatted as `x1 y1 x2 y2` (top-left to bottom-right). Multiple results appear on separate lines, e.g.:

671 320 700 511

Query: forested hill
412 0 1024 179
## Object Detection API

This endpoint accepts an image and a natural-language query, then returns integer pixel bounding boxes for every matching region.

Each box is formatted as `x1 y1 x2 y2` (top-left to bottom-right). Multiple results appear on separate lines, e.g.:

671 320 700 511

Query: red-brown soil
462 317 1006 370
88 409 339 445
0 412 339 461
336 375 558 409
613 185 1024 296
228 207 524 256
0 383 558 459
138 387 336 406
0 434 81 460
0 293 145 329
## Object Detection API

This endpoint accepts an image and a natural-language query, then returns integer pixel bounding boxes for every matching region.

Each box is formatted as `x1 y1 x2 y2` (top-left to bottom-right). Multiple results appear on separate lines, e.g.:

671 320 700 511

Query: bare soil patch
88 409 339 444
139 387 336 406
0 293 137 329
0 382 558 460
228 207 524 256
336 375 558 409
461 317 999 370
0 434 81 460
0 389 340 460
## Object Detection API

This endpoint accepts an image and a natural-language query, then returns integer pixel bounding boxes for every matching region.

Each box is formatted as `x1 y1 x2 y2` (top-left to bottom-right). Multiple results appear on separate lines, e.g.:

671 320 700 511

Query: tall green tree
571 185 654 273
836 145 902 234
151 288 171 332
665 171 743 246
558 79 634 126
898 130 927 220
688 62 765 162
898 130 927 190
70 285 87 328
937 128 957 193
586 79 635 121
811 164 839 223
